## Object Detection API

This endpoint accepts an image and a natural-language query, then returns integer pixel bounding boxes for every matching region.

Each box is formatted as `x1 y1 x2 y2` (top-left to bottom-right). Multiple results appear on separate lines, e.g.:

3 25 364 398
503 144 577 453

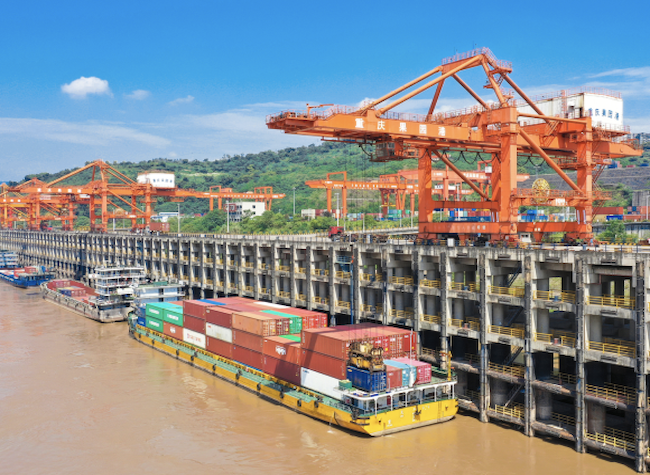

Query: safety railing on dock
311 269 329 277
586 295 635 309
276 265 291 272
389 276 413 285
586 382 635 405
535 332 576 348
335 270 351 279
421 314 441 324
586 431 635 453
298 293 306 301
420 279 440 288
489 285 525 298
465 353 480 365
490 325 524 339
297 267 306 274
588 340 635 358
277 290 290 298
337 300 351 309
313 296 329 305
449 282 479 292
488 362 525 378
465 389 481 402
360 273 382 282
493 403 524 420
534 290 576 304
551 412 576 430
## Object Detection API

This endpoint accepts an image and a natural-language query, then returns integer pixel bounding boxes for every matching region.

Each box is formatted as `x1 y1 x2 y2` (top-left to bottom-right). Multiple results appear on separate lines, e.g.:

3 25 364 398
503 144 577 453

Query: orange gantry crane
2 160 285 232
307 167 530 217
268 47 641 242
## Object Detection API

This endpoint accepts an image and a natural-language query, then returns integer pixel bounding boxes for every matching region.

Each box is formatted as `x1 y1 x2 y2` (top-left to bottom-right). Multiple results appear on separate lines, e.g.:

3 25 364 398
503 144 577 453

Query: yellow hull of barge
131 325 458 436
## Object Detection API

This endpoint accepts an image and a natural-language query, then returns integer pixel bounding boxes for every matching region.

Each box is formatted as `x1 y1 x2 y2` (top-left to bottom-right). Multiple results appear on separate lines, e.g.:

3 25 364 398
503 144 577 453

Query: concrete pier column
587 401 606 434
536 390 553 421
589 315 602 343
490 378 508 406
456 371 468 396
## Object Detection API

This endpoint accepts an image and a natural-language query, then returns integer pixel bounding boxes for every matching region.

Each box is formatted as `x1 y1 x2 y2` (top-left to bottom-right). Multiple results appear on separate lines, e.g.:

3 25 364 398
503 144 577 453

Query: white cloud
590 67 650 79
61 76 112 99
168 95 194 106
0 118 169 147
126 89 151 100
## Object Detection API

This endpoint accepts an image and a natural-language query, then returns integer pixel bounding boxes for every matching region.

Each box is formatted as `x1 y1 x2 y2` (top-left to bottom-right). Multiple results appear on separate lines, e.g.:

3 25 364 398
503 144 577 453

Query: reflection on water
0 284 636 475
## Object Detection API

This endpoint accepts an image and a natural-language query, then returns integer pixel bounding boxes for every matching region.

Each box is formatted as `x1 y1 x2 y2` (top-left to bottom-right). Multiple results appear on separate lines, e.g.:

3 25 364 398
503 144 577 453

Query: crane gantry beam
268 47 642 242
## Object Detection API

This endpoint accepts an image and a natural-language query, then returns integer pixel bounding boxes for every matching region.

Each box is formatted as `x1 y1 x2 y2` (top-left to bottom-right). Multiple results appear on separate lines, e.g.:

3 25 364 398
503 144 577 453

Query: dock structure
2 229 650 472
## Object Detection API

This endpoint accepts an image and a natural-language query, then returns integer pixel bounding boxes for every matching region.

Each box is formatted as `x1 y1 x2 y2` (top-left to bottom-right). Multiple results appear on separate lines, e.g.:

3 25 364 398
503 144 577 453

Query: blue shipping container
384 361 411 387
346 367 387 393
137 316 146 327
198 299 226 305
385 359 417 387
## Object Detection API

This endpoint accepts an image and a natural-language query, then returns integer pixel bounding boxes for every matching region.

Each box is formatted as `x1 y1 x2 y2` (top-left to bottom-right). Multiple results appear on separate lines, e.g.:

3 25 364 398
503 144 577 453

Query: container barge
0 266 55 288
0 250 18 269
129 297 458 436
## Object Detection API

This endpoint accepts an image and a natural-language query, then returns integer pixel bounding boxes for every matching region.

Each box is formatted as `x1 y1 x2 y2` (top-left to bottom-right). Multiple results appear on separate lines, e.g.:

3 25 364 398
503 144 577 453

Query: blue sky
1 0 649 181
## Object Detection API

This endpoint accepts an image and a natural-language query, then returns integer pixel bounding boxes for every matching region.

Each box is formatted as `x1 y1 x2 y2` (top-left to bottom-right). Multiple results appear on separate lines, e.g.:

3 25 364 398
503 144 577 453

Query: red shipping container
263 355 301 385
232 329 264 351
204 306 248 328
206 336 232 359
232 346 263 370
300 349 347 380
183 314 205 334
163 321 182 339
393 357 432 384
263 336 301 365
386 365 403 390
232 312 290 336
279 308 328 329
183 300 214 319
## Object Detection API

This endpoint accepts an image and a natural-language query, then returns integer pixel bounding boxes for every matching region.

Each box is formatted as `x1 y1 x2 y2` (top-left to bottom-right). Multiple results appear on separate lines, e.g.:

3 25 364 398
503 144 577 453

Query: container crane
268 47 642 242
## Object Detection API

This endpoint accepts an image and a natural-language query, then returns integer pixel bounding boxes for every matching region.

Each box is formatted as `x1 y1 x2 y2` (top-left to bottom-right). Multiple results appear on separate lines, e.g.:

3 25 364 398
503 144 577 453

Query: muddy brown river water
0 284 636 474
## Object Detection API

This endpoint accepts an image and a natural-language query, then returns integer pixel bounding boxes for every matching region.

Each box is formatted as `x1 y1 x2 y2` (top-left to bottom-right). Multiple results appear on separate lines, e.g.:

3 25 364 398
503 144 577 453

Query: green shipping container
261 310 303 334
145 302 168 319
163 305 183 326
282 334 301 342
146 317 164 332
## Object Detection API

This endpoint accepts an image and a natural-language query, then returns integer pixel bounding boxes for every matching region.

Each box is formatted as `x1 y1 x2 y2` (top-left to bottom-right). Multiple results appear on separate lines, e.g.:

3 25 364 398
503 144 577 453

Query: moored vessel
0 265 55 288
129 297 458 436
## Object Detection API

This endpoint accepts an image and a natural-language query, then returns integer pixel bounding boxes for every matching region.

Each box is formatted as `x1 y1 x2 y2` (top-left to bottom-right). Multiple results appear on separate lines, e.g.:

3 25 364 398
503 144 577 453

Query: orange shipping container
232 312 290 336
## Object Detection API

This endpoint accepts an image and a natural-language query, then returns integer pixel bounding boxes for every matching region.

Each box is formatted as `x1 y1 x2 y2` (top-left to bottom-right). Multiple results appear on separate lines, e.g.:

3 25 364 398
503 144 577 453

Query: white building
516 88 624 131
227 202 266 222
301 209 316 220
137 172 176 188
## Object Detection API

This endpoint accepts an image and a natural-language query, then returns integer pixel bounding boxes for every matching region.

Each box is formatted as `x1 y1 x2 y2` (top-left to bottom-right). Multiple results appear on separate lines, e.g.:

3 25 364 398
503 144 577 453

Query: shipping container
204 304 259 328
163 321 182 339
183 328 206 349
300 349 347 380
145 303 165 319
263 355 301 386
384 360 415 387
346 366 387 393
232 345 263 370
261 310 302 333
149 221 170 232
277 307 328 329
232 312 290 336
392 358 432 384
183 300 216 319
385 365 403 390
282 334 301 343
263 336 301 364
136 316 146 327
206 336 232 359
205 322 232 343
163 304 183 326
183 314 206 334
232 329 264 351
300 367 344 400
145 316 164 332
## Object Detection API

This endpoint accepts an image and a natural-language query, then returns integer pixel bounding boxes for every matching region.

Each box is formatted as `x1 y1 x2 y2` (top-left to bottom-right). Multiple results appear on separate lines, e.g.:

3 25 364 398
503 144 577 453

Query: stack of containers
384 360 415 387
144 302 170 333
162 303 184 341
262 335 302 385
301 324 416 381
392 357 432 384
232 312 292 370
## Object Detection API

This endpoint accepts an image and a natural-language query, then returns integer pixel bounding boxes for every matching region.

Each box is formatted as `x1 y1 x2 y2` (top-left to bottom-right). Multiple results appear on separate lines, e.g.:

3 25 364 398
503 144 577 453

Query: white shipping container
253 302 289 309
183 328 206 349
300 368 344 401
205 322 233 343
